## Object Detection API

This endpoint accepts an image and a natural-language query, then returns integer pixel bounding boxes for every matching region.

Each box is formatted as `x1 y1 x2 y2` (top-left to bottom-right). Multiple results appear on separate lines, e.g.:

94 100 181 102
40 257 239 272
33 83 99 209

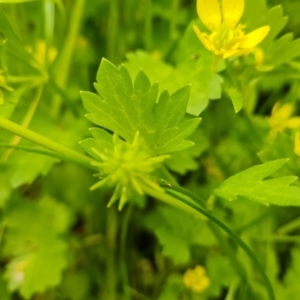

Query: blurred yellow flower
294 132 300 157
193 0 270 59
37 40 57 66
26 40 57 68
183 265 210 293
267 102 300 136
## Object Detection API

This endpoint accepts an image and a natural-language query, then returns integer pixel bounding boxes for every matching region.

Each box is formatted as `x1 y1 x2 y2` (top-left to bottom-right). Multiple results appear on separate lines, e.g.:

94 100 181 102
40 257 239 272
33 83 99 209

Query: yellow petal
193 25 212 50
197 0 221 31
221 0 244 28
272 102 293 119
239 26 270 49
222 48 251 59
294 132 300 157
284 118 300 130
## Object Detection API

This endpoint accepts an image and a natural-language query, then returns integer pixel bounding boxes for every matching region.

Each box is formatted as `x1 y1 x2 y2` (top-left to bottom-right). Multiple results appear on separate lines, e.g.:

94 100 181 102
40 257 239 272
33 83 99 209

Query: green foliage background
0 0 300 299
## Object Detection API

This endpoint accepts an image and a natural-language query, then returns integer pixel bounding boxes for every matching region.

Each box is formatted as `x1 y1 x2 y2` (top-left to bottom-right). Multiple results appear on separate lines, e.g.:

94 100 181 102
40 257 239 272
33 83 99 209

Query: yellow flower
267 102 300 136
294 132 300 157
183 265 210 293
193 0 270 59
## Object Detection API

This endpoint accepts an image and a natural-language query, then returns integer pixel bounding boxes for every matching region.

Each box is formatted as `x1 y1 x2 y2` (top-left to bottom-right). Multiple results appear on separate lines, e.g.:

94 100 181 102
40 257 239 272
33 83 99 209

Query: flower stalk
0 117 95 169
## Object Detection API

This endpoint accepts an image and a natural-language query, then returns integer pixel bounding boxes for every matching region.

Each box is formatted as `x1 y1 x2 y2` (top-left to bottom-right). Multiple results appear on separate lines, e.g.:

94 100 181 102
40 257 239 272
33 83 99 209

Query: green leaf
125 50 173 83
258 133 300 177
241 0 267 32
8 149 59 188
79 128 113 161
260 6 288 47
158 274 186 300
215 159 300 206
166 128 208 175
61 271 90 300
4 238 67 299
206 253 235 296
0 275 10 300
264 34 300 67
3 196 70 298
81 58 200 155
0 7 37 69
1 109 85 189
172 57 223 116
0 89 25 120
38 196 72 233
226 87 244 113
0 163 11 208
241 2 287 49
275 247 300 299
124 43 224 116
146 206 216 264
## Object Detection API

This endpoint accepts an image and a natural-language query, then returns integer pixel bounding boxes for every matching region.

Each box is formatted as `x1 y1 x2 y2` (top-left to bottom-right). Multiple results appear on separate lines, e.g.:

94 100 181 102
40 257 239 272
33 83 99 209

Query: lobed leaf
165 128 208 174
3 196 70 298
81 58 200 155
125 48 223 116
215 159 300 206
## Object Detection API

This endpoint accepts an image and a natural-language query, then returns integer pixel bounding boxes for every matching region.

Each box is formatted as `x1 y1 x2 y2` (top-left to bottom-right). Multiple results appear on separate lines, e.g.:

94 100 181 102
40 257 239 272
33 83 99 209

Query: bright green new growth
80 59 201 155
86 132 169 210
80 59 200 209
215 159 300 206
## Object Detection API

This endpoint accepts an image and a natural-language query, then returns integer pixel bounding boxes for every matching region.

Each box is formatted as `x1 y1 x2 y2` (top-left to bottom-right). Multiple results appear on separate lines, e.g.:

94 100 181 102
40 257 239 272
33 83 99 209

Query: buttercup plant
0 1 300 300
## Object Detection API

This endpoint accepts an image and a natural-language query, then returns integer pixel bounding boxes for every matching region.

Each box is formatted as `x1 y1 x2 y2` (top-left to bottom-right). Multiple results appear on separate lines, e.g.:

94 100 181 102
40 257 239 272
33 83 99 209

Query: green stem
225 277 240 300
207 222 246 278
7 75 47 85
225 60 239 89
170 183 207 207
144 0 152 51
236 209 272 234
51 0 86 117
107 0 118 61
106 207 118 300
0 142 64 160
144 187 276 300
1 86 44 161
277 216 300 235
170 0 179 41
160 166 178 186
0 117 95 169
0 220 6 246
157 178 246 278
44 0 55 70
120 205 133 300
166 189 246 278
251 235 300 243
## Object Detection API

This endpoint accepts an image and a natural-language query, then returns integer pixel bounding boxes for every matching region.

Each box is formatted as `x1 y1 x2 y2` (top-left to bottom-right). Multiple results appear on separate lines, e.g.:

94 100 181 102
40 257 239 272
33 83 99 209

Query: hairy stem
0 117 95 169
144 187 276 300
